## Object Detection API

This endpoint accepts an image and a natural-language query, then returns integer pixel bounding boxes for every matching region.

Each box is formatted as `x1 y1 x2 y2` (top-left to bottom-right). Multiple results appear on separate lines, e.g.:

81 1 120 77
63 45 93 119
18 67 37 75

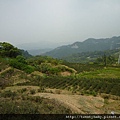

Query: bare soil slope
34 92 104 114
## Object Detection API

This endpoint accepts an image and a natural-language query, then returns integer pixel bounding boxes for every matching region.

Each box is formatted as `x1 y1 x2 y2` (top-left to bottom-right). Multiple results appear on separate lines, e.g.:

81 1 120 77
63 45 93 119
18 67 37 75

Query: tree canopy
0 42 21 58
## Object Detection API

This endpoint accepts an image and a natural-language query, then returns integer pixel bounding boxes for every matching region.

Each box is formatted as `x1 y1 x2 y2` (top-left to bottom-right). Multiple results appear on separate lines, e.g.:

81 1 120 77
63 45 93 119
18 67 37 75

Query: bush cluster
1 90 17 98
9 56 34 73
0 91 72 114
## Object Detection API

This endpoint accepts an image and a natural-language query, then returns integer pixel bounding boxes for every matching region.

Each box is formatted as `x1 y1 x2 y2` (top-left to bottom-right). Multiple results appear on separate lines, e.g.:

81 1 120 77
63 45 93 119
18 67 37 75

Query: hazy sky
0 0 120 48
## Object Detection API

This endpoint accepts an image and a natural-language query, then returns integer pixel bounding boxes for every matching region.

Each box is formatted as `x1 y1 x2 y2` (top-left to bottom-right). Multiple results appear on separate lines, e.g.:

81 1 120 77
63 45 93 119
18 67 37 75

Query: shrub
16 55 27 64
55 90 61 94
17 88 27 93
0 100 39 114
30 96 42 103
1 90 17 98
92 91 97 97
101 94 110 99
49 67 60 75
0 77 11 89
40 63 52 73
9 59 23 69
80 91 85 95
23 65 34 74
0 68 14 77
38 87 45 93
30 89 36 94
9 59 34 73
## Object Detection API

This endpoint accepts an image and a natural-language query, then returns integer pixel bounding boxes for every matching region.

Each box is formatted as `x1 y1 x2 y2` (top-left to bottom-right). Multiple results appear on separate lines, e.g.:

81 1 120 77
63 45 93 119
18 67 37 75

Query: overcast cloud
0 0 120 48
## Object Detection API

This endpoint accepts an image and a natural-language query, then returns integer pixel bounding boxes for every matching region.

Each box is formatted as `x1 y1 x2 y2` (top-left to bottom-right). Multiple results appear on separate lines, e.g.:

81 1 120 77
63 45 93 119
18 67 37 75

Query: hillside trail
0 67 11 75
34 92 104 114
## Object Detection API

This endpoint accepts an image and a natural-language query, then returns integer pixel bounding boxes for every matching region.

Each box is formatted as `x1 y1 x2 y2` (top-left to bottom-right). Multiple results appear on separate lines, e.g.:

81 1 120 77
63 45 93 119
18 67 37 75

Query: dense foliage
9 56 35 73
0 42 21 58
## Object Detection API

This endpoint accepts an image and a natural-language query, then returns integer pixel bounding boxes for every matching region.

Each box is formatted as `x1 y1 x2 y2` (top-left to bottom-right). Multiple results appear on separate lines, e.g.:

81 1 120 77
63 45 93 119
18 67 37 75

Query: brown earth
34 92 104 114
2 86 120 114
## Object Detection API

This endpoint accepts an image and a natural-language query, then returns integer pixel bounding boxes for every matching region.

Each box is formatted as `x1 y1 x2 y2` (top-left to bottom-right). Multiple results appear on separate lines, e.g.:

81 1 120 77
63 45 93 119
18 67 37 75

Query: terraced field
0 55 120 114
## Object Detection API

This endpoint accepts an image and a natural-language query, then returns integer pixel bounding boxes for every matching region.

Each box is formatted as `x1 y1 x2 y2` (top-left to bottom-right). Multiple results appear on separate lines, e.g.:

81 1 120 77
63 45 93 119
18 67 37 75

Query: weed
1 90 17 98
21 88 27 93
38 87 45 92
30 89 36 94
55 90 61 94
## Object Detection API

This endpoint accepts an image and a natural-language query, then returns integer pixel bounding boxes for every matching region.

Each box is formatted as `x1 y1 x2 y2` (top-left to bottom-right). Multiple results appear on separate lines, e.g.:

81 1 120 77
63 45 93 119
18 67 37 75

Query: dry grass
0 67 12 75
2 86 120 114
34 90 105 114
1 86 39 92
31 71 44 76
60 71 71 76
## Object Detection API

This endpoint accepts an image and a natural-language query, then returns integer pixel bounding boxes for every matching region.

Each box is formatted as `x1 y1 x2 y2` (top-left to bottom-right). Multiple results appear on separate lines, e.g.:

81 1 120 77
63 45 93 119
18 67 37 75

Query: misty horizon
1 35 120 50
16 35 120 50
0 0 120 49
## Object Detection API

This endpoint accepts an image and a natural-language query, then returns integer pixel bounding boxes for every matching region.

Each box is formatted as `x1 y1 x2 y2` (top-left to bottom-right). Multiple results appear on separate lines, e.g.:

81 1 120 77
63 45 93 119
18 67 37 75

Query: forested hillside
44 36 120 58
62 49 120 63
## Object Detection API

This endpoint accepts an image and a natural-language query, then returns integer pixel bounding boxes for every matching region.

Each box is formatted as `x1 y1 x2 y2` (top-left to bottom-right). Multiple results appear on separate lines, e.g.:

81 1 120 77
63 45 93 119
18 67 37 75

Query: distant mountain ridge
43 36 120 58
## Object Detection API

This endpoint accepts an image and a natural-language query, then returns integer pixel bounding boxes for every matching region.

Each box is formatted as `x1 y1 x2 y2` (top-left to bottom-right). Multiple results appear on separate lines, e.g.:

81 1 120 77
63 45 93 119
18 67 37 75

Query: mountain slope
43 36 120 58
28 48 52 56
62 49 120 63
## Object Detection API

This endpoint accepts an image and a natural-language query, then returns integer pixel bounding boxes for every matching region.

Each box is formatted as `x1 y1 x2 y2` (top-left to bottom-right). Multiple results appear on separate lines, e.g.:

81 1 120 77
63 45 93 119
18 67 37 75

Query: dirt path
34 93 104 114
0 67 11 75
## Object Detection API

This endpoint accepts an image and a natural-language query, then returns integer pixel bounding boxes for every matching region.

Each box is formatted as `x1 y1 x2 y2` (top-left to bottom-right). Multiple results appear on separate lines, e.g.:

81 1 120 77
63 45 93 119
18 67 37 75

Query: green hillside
62 49 120 63
0 42 76 114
